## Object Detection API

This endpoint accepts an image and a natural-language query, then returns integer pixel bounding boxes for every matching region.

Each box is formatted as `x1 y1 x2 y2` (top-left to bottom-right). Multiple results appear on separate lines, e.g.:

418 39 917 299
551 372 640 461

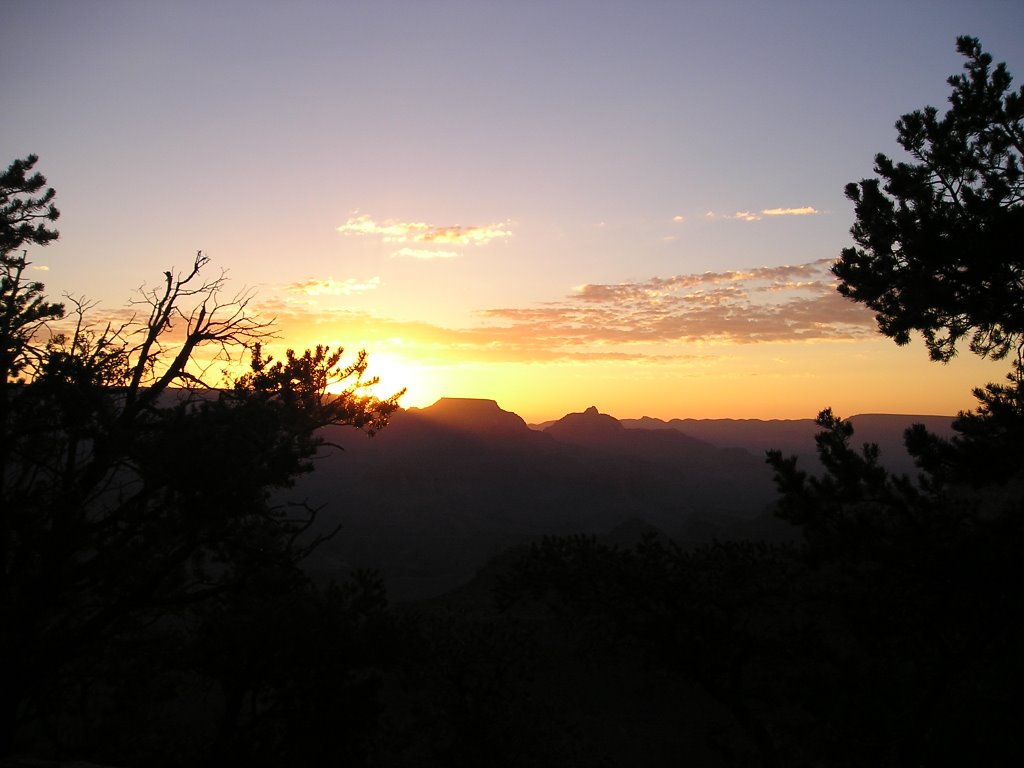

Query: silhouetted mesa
299 400 946 599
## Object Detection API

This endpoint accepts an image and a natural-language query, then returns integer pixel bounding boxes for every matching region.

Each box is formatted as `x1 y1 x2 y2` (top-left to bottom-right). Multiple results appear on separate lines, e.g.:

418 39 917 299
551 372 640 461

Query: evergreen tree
0 155 404 759
834 36 1024 363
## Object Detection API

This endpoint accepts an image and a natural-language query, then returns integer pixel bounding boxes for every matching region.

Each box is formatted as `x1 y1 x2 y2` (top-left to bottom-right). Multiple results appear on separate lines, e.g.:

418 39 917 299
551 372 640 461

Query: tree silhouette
765 407 1024 763
0 155 404 758
499 534 798 767
815 35 1024 503
496 37 1024 767
1 155 64 429
765 36 1024 763
0 154 59 255
834 36 1024 363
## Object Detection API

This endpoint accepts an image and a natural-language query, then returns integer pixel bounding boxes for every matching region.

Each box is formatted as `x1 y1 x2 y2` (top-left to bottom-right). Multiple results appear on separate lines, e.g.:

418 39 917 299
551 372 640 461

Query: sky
5 0 1023 422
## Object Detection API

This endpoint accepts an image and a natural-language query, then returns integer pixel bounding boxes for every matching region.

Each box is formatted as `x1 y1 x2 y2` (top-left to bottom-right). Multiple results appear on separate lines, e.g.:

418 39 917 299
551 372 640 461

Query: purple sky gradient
4 1 1021 418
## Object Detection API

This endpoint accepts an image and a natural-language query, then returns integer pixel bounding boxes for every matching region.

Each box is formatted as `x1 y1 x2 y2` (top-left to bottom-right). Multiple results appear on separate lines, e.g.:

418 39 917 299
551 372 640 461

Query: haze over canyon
300 397 956 599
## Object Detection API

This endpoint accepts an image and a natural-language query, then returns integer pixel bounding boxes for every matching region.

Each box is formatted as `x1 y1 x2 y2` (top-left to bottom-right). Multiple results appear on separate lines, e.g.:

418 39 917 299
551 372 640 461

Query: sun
339 351 436 409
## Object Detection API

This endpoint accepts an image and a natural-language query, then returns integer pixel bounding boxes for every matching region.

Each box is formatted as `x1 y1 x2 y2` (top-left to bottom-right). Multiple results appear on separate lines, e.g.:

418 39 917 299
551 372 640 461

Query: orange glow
264 299 1007 424
354 351 432 407
337 337 1005 424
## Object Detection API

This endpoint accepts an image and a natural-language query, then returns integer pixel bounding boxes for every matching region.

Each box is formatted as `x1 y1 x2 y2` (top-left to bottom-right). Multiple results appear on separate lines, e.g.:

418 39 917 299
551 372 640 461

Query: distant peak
544 405 624 440
411 397 530 434
431 397 501 410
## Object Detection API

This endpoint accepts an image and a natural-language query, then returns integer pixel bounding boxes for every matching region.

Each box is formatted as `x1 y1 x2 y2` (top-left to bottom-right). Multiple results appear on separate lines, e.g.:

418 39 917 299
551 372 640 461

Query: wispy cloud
260 301 710 366
263 258 874 368
337 214 512 247
703 206 821 222
392 247 459 260
479 259 873 349
762 206 819 217
287 276 381 296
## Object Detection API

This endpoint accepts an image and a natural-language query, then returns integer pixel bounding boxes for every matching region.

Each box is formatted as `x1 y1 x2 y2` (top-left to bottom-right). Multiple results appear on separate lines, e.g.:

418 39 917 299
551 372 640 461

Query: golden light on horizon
269 294 1008 424
355 351 437 409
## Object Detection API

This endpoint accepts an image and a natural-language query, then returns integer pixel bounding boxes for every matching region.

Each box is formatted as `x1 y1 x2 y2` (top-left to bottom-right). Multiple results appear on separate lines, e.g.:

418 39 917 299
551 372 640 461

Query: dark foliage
5 37 1023 763
499 535 801 766
496 397 1022 765
0 156 404 761
906 361 1024 487
765 408 1023 764
834 36 1024 362
0 154 59 256
0 155 63 385
495 37 1024 767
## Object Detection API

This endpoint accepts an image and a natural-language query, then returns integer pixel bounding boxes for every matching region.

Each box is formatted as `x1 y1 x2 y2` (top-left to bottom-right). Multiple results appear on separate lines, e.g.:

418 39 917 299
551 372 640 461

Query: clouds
476 258 874 353
266 258 875 368
287 276 381 296
572 262 835 304
701 206 822 222
392 247 458 260
762 207 819 217
337 214 512 258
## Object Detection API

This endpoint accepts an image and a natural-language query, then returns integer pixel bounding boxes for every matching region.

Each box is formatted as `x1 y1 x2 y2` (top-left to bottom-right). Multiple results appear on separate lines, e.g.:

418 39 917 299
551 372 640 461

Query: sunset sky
5 0 1023 421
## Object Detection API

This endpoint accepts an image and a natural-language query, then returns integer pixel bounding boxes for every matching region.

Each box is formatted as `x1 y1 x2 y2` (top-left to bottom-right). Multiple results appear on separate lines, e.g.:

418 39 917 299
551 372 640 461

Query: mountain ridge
300 397 957 600
413 397 956 454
